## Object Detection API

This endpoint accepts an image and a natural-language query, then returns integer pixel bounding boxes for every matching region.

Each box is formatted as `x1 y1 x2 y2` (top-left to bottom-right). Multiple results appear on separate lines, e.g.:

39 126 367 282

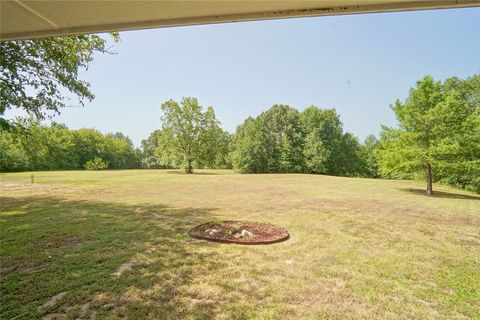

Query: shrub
84 157 109 170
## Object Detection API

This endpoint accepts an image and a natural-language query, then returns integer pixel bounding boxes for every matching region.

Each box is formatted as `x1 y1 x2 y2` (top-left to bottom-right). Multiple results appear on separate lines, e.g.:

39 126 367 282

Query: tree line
0 118 140 171
2 34 478 195
1 74 478 194
139 74 479 194
230 104 367 175
140 98 375 177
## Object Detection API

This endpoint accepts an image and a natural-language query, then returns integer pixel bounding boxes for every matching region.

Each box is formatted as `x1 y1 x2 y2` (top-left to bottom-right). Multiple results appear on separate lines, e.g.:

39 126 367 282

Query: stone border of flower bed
188 221 290 245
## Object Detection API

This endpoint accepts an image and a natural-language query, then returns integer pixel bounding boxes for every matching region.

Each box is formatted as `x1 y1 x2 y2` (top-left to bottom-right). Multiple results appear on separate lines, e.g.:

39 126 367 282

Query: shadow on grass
398 188 480 200
0 195 231 319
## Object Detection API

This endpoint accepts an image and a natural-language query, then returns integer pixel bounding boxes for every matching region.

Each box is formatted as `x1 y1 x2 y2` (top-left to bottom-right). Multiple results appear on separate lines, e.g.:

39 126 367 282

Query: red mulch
188 221 290 245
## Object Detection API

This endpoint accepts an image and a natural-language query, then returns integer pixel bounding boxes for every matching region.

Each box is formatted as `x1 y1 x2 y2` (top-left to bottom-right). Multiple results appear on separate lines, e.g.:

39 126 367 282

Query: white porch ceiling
1 1 479 40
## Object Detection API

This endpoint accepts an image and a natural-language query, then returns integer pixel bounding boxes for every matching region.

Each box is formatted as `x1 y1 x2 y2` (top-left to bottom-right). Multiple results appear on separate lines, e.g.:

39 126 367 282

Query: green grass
1 170 479 319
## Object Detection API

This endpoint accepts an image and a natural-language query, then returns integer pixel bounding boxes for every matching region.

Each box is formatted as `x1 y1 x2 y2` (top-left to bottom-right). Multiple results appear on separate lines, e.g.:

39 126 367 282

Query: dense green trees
2 74 477 194
0 119 140 172
230 104 366 176
359 135 380 178
153 97 231 173
231 105 303 173
84 157 109 170
4 31 474 193
226 74 479 194
377 75 480 194
140 130 164 169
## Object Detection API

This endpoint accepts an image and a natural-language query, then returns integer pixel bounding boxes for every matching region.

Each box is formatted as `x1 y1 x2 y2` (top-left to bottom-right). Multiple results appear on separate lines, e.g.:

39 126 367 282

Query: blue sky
8 7 480 146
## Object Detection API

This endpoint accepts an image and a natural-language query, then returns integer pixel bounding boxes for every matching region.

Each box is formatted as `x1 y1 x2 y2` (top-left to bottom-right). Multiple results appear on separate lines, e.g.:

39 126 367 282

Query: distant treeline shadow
399 188 480 200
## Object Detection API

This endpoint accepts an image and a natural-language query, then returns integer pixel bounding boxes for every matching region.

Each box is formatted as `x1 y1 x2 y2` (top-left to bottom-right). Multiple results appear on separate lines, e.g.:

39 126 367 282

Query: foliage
198 120 232 169
0 128 29 171
377 75 480 194
3 73 477 196
84 157 109 170
359 134 380 178
140 130 165 169
230 104 366 176
300 107 345 175
229 116 265 173
0 34 119 125
155 97 230 173
303 127 330 173
231 105 303 173
0 118 140 172
338 132 365 176
212 130 232 169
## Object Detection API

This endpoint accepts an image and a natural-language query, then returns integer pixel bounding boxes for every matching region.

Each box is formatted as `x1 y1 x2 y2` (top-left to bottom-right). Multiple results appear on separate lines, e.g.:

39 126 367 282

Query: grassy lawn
1 170 479 319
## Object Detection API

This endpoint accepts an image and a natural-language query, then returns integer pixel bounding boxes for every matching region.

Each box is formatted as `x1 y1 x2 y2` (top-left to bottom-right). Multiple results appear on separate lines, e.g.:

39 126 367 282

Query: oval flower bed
189 221 290 245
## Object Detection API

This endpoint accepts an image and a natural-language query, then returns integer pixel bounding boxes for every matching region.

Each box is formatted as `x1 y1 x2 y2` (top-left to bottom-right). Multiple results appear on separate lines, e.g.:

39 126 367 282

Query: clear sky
7 7 480 146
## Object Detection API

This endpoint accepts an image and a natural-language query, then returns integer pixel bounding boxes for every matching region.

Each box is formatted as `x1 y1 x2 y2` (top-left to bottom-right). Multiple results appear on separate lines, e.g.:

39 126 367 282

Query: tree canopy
230 104 366 176
1 65 478 195
377 75 480 194
156 97 229 173
0 33 119 126
0 118 139 172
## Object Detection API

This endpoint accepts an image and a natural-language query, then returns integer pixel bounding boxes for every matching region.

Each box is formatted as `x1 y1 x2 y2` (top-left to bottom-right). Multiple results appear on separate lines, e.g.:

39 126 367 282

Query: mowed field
1 170 479 320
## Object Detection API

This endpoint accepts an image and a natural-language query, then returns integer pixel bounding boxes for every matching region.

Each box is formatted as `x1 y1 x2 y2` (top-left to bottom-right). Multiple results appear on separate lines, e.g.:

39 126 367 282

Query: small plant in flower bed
189 221 289 244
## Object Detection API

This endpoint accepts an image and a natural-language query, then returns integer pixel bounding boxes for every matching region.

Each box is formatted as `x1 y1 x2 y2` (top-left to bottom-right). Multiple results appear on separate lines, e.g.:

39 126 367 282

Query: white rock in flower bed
232 229 253 239
241 229 253 238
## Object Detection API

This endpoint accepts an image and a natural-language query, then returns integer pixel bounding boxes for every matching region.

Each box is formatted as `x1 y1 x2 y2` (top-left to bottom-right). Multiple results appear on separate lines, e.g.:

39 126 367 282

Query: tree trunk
186 160 193 174
426 163 433 196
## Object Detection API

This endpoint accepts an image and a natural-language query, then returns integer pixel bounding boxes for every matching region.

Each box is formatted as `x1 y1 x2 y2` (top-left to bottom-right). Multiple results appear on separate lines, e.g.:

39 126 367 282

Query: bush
84 157 109 170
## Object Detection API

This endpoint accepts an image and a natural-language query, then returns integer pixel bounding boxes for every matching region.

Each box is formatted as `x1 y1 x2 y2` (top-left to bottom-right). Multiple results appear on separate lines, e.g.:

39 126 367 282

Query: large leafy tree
231 104 366 176
377 75 480 195
0 33 119 125
230 105 303 173
260 105 303 173
436 75 480 192
230 116 266 173
300 107 345 175
157 97 223 173
197 107 232 169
